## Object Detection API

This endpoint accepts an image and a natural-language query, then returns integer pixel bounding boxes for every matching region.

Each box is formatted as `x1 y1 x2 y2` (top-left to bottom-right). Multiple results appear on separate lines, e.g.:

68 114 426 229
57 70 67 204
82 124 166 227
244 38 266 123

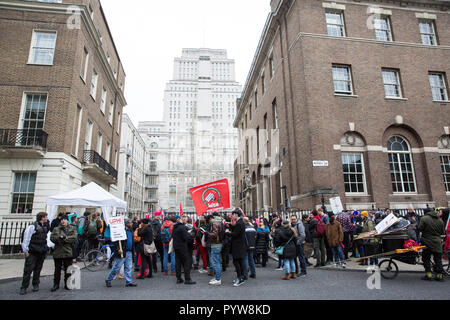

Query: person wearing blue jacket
105 219 137 288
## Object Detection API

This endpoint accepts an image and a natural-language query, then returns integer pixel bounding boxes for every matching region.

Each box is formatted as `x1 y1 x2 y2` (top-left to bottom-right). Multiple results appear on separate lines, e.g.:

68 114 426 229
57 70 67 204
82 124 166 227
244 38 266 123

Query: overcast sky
101 0 270 126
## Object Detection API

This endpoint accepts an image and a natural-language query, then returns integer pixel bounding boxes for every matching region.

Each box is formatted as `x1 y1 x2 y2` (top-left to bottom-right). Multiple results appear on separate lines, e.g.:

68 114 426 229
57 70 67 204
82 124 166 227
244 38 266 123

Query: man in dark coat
20 212 49 295
227 208 248 287
172 216 196 285
419 209 446 281
137 219 153 279
221 215 232 271
151 217 163 273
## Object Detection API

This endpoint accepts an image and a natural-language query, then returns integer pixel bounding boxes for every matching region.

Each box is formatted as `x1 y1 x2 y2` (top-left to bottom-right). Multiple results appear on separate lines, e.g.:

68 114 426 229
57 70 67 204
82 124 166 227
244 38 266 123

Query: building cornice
233 0 450 128
0 0 127 107
289 32 450 53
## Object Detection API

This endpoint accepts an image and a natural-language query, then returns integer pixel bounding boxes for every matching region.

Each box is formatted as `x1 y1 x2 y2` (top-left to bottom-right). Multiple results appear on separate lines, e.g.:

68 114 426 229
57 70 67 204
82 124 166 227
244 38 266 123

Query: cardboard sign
189 179 231 216
108 216 127 242
375 213 400 234
329 197 344 214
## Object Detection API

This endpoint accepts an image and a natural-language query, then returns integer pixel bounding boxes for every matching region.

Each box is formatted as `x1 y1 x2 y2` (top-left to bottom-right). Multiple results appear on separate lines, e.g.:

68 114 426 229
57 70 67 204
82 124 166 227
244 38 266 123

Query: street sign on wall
313 161 329 167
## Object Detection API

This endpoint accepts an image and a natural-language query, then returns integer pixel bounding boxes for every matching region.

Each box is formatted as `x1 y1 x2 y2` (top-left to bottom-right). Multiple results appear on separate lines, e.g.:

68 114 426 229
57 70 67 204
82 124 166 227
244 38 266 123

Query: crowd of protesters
18 206 449 294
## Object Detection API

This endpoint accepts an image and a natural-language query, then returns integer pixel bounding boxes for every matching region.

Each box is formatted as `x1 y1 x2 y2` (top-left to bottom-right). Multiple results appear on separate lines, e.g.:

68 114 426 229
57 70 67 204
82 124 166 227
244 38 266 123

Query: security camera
62 164 68 170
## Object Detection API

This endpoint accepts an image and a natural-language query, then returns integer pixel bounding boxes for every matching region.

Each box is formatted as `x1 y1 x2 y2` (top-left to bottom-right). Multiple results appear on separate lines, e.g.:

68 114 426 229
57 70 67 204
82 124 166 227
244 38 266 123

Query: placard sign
108 216 127 242
329 197 344 214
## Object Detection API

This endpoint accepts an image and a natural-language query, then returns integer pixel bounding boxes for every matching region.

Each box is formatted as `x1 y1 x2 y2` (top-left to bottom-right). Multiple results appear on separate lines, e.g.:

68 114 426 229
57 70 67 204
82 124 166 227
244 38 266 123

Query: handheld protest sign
109 216 127 241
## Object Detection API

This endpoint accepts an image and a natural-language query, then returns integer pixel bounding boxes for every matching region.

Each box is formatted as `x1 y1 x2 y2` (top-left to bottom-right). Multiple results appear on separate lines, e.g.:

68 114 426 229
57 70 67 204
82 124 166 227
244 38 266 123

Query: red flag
180 203 183 216
189 179 230 216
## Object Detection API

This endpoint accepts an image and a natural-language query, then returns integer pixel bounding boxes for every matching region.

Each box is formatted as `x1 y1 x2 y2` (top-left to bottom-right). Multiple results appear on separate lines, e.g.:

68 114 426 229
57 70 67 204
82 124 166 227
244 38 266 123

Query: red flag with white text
189 179 230 216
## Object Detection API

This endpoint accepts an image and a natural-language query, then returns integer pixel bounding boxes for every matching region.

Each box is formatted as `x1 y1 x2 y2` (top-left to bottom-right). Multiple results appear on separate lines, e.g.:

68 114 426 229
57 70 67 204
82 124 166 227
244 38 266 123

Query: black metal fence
82 150 117 180
0 128 48 149
0 221 32 255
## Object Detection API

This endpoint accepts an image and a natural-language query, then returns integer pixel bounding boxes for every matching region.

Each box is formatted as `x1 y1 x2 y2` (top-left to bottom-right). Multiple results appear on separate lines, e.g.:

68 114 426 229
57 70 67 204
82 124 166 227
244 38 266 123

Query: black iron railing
0 221 33 255
0 129 48 149
82 150 118 180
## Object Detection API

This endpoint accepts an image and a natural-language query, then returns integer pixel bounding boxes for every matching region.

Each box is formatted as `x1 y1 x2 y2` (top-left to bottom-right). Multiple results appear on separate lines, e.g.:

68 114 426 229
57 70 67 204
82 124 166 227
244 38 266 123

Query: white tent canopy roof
46 182 127 221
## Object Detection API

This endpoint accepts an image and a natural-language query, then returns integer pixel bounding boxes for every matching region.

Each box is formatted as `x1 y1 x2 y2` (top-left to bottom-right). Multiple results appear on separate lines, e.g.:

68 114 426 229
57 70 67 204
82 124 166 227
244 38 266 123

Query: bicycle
84 240 115 272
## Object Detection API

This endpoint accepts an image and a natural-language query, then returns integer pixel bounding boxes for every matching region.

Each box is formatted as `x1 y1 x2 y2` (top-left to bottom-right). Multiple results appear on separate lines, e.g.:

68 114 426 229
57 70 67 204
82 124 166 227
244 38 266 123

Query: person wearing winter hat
274 220 297 280
361 211 378 266
50 214 77 292
419 208 446 281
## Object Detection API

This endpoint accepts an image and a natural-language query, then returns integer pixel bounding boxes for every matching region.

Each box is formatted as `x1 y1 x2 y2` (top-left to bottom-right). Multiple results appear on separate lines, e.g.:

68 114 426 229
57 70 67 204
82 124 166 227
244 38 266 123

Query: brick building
234 0 450 214
0 0 126 221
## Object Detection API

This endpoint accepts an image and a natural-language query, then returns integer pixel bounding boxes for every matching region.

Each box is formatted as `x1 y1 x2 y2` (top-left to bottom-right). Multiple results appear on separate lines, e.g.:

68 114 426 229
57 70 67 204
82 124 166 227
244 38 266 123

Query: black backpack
151 222 161 241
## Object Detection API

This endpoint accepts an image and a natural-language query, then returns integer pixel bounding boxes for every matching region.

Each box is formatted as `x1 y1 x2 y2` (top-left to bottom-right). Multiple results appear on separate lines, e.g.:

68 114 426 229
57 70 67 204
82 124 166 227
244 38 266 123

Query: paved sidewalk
269 253 425 273
0 258 85 284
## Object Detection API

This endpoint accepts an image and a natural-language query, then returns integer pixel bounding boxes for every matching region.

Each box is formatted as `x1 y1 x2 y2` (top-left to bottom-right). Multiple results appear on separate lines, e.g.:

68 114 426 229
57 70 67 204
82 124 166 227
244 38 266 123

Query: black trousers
221 244 231 268
87 237 99 251
153 240 164 271
175 249 192 281
233 257 245 280
53 258 73 286
21 253 46 289
422 249 444 274
139 250 153 277
343 232 352 259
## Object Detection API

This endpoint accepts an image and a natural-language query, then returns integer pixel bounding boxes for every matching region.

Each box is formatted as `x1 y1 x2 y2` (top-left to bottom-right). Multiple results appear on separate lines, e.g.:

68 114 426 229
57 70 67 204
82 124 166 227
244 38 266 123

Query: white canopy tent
45 182 128 224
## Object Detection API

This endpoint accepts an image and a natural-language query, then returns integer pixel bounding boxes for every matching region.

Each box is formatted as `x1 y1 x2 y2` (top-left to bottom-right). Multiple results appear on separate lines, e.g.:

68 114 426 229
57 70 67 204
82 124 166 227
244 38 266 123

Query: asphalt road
1 259 448 300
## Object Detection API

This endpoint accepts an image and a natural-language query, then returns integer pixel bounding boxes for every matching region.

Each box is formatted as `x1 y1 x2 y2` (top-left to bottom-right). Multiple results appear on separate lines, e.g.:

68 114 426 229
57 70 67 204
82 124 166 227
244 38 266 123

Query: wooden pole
118 240 124 258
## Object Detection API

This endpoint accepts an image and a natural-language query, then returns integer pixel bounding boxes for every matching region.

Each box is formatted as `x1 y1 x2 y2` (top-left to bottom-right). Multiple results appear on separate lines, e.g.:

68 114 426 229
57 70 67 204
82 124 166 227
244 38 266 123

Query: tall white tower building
141 48 242 212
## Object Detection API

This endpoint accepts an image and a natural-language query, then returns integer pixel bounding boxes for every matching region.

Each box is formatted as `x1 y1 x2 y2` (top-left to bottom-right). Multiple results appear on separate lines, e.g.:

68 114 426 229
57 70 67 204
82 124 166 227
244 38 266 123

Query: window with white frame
382 69 402 98
90 70 98 100
80 47 89 81
269 54 275 79
97 132 103 155
10 172 36 214
100 87 107 114
419 20 437 45
429 73 448 101
374 16 392 41
85 120 93 150
332 65 353 95
326 11 346 37
387 136 416 193
441 155 450 192
342 153 366 194
105 141 111 163
108 101 114 125
28 30 57 65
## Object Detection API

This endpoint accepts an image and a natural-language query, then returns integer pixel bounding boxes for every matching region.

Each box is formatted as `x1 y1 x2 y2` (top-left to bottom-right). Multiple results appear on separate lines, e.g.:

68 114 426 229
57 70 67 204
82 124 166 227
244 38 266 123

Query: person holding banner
106 219 137 288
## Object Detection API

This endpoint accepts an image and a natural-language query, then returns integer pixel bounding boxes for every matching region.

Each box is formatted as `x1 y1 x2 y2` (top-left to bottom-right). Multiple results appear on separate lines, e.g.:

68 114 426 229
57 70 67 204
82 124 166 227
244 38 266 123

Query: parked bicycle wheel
378 259 398 280
443 250 450 278
78 240 89 260
84 249 107 272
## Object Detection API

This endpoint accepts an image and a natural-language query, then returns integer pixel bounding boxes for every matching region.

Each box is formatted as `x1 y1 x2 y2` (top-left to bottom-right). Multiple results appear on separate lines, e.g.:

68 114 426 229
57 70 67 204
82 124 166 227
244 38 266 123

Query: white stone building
139 48 242 212
114 114 147 216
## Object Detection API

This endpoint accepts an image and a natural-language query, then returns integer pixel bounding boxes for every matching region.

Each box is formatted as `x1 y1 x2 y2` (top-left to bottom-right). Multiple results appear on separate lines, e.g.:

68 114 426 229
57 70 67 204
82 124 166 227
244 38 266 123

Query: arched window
150 142 158 149
387 136 416 193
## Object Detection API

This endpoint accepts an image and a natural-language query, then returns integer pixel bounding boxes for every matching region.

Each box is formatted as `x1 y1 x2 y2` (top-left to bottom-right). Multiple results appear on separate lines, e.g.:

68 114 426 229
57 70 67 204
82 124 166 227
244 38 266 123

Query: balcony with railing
0 129 48 158
82 150 117 185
